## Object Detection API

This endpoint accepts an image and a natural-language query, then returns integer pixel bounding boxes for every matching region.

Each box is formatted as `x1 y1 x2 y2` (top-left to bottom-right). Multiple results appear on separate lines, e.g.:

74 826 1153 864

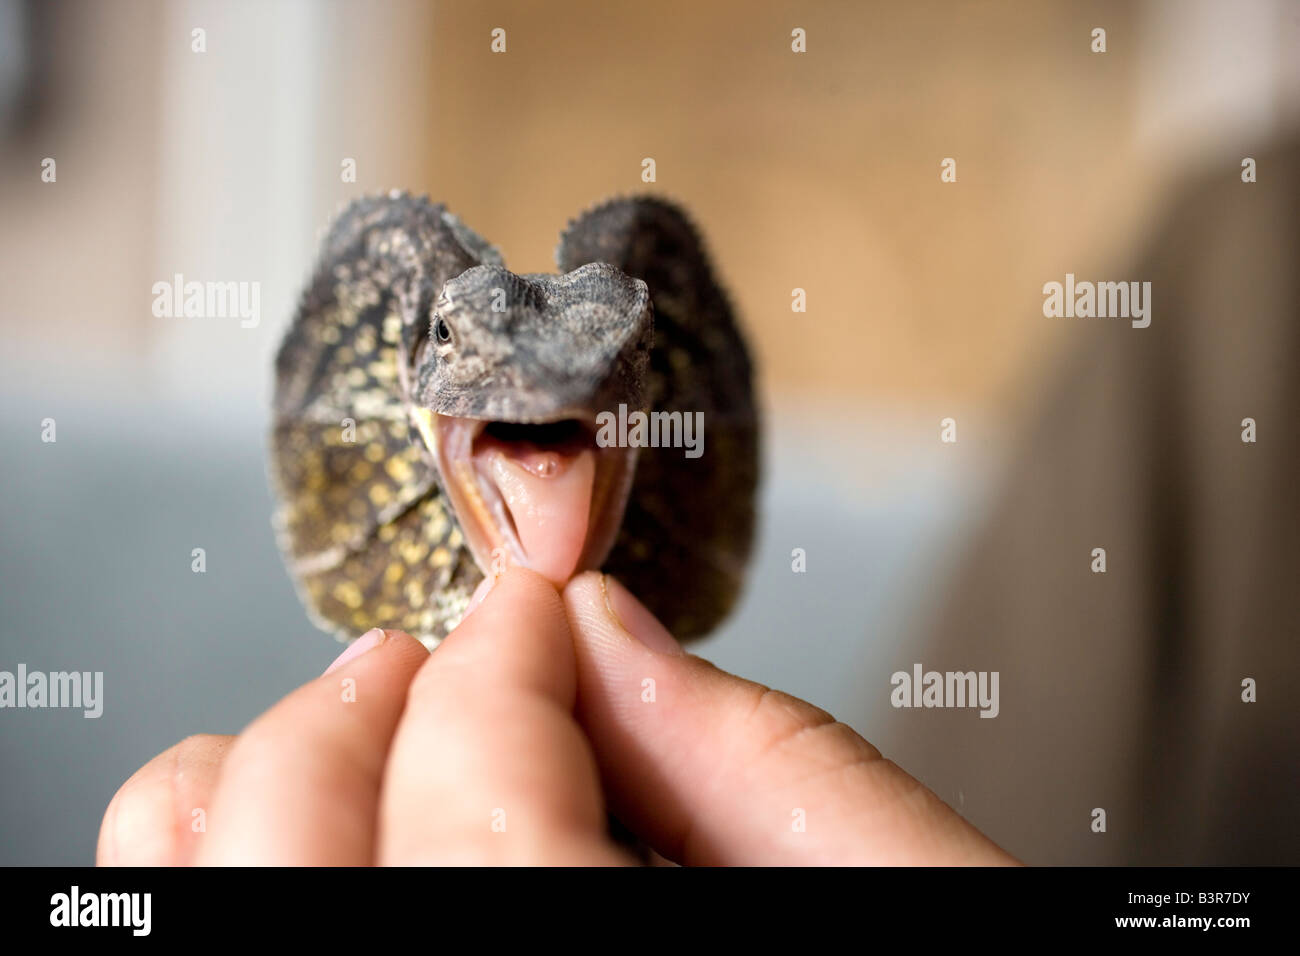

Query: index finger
377 567 627 865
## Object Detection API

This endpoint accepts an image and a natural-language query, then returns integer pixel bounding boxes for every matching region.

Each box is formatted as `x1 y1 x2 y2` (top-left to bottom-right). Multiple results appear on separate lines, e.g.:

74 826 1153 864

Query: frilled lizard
270 193 759 647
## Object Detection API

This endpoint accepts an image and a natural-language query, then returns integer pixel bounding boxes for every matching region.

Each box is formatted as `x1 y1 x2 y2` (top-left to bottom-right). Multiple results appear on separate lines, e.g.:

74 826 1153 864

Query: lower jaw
431 414 637 584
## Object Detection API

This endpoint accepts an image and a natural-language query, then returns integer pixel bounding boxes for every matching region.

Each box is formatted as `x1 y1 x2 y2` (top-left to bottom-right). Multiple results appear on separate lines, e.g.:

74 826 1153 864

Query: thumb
561 572 1018 866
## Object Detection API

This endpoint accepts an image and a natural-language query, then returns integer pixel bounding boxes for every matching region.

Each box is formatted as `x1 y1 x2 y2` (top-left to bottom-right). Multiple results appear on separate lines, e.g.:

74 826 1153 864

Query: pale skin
97 568 1019 866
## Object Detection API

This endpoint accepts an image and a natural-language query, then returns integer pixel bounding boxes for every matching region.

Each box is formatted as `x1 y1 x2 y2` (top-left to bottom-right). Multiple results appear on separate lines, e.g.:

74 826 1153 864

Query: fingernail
463 575 495 618
601 575 683 656
324 627 386 675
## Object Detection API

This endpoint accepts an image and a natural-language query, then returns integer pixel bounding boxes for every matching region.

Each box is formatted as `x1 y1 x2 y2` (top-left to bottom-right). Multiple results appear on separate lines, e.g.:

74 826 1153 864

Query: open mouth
430 413 638 584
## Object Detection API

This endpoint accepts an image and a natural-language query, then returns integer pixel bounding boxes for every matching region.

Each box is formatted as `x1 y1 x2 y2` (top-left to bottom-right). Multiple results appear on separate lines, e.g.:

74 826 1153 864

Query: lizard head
413 262 653 585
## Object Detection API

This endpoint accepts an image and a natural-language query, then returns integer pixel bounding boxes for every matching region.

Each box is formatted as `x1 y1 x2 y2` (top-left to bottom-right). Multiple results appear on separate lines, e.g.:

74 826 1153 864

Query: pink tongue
482 446 595 584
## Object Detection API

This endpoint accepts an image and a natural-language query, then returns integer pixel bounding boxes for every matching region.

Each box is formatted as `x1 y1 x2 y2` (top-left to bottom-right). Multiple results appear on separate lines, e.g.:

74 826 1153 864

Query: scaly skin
269 192 759 646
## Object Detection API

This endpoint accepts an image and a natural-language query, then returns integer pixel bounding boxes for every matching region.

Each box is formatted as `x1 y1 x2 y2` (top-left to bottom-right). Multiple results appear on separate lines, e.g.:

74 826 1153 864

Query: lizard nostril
434 317 452 344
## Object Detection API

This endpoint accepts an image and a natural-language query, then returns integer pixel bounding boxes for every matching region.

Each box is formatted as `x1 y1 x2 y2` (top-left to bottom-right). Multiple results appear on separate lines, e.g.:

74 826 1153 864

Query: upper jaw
429 410 638 585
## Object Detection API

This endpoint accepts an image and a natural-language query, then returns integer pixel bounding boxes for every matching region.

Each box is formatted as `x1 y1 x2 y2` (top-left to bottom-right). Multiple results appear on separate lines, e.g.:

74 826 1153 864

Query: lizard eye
433 316 453 345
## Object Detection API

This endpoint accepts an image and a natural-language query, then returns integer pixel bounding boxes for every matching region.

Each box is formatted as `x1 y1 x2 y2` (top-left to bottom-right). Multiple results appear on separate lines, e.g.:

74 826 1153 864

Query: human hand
98 568 1016 865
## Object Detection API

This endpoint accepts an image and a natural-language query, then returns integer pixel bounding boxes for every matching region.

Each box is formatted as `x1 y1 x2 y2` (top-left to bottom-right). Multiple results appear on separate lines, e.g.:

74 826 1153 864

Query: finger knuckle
740 685 837 755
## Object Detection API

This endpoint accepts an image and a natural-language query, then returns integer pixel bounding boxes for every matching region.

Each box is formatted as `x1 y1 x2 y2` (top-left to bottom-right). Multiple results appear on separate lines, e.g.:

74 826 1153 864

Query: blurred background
1 0 1297 864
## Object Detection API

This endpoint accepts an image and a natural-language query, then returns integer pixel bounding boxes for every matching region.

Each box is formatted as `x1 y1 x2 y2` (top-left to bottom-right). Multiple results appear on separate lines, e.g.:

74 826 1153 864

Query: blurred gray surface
0 384 984 864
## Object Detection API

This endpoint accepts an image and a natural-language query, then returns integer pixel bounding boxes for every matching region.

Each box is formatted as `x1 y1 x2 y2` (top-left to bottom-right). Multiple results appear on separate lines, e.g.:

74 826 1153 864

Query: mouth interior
480 419 590 464
433 414 636 585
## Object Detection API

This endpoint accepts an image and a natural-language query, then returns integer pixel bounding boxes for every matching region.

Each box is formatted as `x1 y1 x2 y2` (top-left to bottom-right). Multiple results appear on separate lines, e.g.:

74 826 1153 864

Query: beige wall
420 0 1153 412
